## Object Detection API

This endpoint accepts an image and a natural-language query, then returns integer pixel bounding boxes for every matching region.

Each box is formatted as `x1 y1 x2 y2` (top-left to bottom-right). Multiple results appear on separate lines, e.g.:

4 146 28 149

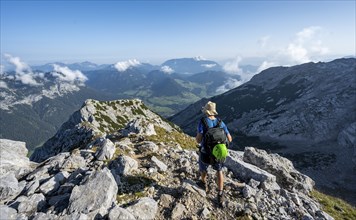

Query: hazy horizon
1 1 355 69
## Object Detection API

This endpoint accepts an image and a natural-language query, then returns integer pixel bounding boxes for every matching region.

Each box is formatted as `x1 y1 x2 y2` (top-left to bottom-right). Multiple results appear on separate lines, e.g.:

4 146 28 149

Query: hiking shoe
217 191 225 208
196 180 207 192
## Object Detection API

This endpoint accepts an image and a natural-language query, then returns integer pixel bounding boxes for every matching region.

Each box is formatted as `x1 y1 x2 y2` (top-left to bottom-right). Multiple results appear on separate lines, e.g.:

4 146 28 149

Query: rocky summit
0 99 334 219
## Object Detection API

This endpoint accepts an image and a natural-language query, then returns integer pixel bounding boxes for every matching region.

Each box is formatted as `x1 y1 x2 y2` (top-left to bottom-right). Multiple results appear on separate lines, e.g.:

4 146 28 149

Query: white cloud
201 64 216 68
216 78 243 94
52 64 87 84
3 54 41 86
161 65 174 74
285 26 329 64
114 59 141 72
193 56 206 61
0 80 8 89
258 35 270 48
4 54 31 73
257 61 276 73
223 57 242 75
0 65 4 75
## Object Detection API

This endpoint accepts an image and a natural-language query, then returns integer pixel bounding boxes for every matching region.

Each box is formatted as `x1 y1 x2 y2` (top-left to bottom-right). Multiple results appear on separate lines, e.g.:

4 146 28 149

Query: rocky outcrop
0 99 336 219
243 147 315 194
0 139 33 178
30 99 177 163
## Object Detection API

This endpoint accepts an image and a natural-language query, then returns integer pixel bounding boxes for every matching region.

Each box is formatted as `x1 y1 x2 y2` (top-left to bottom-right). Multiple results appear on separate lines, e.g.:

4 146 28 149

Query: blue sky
1 0 355 67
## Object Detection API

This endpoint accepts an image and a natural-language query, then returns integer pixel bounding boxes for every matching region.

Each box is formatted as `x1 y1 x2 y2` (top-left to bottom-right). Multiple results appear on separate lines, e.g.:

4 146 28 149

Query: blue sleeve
197 120 204 134
221 121 230 135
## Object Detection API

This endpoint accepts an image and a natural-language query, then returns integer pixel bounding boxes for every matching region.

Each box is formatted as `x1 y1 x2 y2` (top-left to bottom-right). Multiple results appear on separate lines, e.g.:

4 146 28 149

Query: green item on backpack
212 143 228 162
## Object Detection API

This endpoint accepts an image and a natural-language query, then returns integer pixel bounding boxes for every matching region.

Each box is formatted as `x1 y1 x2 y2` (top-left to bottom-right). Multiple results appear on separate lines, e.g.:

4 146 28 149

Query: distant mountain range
170 58 356 205
1 57 254 150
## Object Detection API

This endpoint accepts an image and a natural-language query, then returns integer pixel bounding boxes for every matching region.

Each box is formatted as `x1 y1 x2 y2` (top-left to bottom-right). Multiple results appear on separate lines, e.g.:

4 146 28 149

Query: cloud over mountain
286 26 329 64
4 54 42 86
160 65 174 74
52 64 88 84
114 59 141 72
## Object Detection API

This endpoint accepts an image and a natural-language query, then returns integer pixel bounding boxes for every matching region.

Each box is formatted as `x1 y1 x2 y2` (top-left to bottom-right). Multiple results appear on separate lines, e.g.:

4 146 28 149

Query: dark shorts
198 152 224 172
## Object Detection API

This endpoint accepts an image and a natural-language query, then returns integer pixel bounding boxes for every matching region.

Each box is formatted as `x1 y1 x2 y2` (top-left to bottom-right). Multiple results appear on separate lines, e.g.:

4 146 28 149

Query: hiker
196 101 232 206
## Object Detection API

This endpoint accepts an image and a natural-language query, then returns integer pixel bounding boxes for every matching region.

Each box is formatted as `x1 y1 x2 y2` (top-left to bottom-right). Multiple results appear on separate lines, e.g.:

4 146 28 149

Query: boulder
0 205 18 220
225 150 276 184
151 156 168 172
39 171 69 195
171 203 186 219
17 193 46 215
137 141 159 153
243 147 314 193
0 139 32 178
126 197 158 220
94 138 116 161
108 206 135 220
121 119 157 137
67 168 118 216
61 153 86 171
0 172 20 203
110 155 138 176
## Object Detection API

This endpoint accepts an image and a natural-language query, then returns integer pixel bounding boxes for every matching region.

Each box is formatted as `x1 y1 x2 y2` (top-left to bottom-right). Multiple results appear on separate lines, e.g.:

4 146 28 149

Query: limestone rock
67 168 118 216
243 147 314 193
151 156 168 172
108 206 135 220
0 205 18 220
225 150 276 184
0 139 32 178
17 193 46 215
94 138 116 161
171 203 186 219
159 194 174 208
126 197 158 220
39 171 68 195
137 141 159 153
0 172 20 203
111 155 138 176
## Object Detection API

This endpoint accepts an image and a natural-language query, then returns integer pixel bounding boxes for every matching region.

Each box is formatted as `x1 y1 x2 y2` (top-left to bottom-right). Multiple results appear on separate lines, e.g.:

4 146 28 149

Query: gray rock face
39 171 68 195
0 172 20 203
243 147 314 194
137 141 159 153
171 203 186 219
94 138 116 161
17 193 46 215
0 139 32 178
151 156 168 172
30 99 176 163
108 206 135 220
112 155 138 176
0 205 18 220
126 197 158 220
225 150 276 184
68 168 118 216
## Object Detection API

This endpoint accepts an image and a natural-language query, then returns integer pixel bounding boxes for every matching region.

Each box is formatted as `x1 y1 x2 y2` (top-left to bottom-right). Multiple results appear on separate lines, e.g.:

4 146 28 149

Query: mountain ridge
0 99 338 219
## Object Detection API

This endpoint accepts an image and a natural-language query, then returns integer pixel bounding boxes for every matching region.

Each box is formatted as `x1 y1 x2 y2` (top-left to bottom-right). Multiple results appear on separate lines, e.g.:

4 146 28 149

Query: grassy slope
311 190 356 220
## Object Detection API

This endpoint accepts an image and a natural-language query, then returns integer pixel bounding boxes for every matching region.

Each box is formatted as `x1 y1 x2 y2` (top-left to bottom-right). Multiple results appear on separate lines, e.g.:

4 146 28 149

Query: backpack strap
214 117 222 128
200 117 208 134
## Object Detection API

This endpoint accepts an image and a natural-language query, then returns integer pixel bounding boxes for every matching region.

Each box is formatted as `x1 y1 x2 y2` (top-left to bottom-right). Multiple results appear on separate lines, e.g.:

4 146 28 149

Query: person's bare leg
201 171 207 183
217 171 223 191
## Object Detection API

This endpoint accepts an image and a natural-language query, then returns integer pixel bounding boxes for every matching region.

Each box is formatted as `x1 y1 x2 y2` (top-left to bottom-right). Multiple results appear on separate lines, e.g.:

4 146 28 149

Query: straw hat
202 101 218 116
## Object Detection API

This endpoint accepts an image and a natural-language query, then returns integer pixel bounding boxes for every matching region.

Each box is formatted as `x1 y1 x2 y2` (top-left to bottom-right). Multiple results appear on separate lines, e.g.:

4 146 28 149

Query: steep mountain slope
0 99 336 219
0 72 111 150
170 58 356 204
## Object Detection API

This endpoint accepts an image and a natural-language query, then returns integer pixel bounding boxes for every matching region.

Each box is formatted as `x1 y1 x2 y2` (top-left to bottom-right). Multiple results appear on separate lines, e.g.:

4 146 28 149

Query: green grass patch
311 190 356 220
146 126 197 150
